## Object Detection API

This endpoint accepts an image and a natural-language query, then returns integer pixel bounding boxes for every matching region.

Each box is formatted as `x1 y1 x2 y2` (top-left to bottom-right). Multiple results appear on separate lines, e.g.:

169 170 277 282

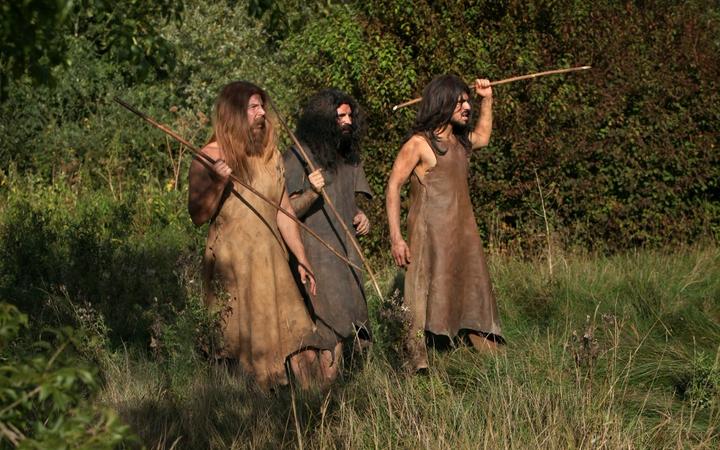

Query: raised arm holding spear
392 66 591 111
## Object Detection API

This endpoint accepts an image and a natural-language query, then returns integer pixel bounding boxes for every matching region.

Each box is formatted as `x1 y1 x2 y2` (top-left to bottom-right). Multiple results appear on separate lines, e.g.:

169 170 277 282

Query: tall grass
97 245 719 449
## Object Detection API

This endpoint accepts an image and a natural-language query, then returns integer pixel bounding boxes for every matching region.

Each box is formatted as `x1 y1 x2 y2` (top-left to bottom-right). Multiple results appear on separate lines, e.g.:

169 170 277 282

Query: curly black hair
295 89 366 170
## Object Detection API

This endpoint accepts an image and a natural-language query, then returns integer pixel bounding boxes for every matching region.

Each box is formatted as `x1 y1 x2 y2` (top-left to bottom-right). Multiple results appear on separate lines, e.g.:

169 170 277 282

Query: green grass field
96 245 720 449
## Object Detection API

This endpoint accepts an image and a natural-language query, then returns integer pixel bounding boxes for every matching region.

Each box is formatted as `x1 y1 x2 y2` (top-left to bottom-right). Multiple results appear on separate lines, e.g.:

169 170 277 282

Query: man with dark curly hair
283 89 373 378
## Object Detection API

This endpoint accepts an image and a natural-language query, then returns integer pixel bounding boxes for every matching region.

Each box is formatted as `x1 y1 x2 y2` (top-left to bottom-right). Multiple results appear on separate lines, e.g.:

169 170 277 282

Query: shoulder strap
420 132 448 156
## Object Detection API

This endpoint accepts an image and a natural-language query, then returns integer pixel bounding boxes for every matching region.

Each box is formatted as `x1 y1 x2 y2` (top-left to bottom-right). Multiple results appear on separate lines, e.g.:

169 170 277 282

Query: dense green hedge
279 0 720 253
0 302 133 446
3 0 718 255
0 179 202 344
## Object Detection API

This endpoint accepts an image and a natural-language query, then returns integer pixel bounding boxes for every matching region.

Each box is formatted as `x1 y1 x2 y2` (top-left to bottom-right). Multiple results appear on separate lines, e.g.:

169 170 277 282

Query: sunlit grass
99 245 720 449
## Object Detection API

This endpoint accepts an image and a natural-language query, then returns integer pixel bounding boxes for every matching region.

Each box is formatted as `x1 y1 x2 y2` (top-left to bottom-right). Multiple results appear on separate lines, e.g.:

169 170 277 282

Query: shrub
0 302 133 447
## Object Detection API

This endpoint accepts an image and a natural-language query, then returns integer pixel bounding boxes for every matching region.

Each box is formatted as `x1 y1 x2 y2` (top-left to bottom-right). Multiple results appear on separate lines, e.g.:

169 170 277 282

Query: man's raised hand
210 159 232 182
308 169 325 193
474 78 493 99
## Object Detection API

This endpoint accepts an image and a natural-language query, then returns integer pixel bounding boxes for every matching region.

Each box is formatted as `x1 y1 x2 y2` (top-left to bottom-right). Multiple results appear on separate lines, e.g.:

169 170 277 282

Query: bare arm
288 169 324 217
289 190 320 217
188 143 231 225
277 189 317 295
469 79 493 150
386 137 424 267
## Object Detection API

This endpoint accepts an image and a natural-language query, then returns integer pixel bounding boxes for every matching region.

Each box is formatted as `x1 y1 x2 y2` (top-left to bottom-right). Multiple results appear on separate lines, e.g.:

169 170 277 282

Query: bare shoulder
389 134 437 183
404 134 427 150
200 141 224 160
405 134 437 166
399 134 427 158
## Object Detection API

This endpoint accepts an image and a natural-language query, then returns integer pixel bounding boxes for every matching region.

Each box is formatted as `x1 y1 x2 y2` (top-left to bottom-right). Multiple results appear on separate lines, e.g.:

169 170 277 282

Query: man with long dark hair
386 74 504 372
284 89 373 377
188 81 335 389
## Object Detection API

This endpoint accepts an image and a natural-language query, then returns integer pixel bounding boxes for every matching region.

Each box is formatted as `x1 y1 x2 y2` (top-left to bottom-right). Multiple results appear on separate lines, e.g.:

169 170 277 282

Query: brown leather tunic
404 137 502 368
202 151 334 389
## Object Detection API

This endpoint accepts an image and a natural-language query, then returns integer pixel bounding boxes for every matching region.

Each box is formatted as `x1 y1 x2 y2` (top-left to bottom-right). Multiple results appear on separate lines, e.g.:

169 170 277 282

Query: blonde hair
211 81 277 182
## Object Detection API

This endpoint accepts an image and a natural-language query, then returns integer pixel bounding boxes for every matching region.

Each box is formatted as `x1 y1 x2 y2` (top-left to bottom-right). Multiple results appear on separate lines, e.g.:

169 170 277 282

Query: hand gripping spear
113 97 363 273
392 66 591 111
267 101 386 303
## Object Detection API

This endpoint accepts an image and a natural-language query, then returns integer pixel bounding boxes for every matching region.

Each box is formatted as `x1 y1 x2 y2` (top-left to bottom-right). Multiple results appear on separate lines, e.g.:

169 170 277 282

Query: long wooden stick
113 97 363 272
392 66 591 111
268 101 386 302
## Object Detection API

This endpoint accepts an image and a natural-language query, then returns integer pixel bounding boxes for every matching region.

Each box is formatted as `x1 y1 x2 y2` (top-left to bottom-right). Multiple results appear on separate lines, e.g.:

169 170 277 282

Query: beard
450 108 471 134
339 123 352 135
247 118 267 156
337 125 354 156
450 118 469 135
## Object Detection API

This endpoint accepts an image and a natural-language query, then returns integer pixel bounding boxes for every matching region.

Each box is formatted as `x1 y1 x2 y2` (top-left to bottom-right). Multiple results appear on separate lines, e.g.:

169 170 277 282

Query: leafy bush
0 0 182 90
279 0 720 253
0 179 202 346
4 0 718 257
0 302 133 448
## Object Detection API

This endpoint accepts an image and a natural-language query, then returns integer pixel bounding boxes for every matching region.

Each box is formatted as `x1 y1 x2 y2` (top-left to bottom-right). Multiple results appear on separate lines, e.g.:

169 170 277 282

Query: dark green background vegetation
3 0 718 255
1 0 718 447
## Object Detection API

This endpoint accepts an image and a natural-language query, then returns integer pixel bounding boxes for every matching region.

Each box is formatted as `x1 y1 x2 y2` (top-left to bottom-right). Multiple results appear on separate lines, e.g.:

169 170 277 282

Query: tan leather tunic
202 151 334 388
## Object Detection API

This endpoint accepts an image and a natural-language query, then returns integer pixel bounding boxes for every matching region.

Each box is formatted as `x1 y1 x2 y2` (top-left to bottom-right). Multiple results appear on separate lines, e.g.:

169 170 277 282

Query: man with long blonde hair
188 81 335 389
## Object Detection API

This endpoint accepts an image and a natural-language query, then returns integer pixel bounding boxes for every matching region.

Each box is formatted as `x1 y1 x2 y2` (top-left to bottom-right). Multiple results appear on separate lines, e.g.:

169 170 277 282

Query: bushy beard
337 124 354 157
247 119 266 156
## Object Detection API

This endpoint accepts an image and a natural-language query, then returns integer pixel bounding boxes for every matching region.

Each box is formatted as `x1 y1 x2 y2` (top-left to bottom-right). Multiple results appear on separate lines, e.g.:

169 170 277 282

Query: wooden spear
392 66 591 111
267 101 386 302
113 97 363 272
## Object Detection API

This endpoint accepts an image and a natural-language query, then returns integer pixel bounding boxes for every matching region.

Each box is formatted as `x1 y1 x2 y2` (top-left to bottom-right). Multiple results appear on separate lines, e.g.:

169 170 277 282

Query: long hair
407 74 471 154
295 89 365 170
211 81 277 182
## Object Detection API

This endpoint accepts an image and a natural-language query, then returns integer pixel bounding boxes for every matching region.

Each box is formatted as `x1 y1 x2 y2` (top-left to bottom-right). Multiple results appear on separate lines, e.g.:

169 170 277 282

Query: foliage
677 350 720 410
3 0 719 256
0 0 181 92
163 0 282 113
0 0 73 88
247 0 337 45
0 177 202 346
0 302 133 448
0 35 196 188
294 0 720 254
